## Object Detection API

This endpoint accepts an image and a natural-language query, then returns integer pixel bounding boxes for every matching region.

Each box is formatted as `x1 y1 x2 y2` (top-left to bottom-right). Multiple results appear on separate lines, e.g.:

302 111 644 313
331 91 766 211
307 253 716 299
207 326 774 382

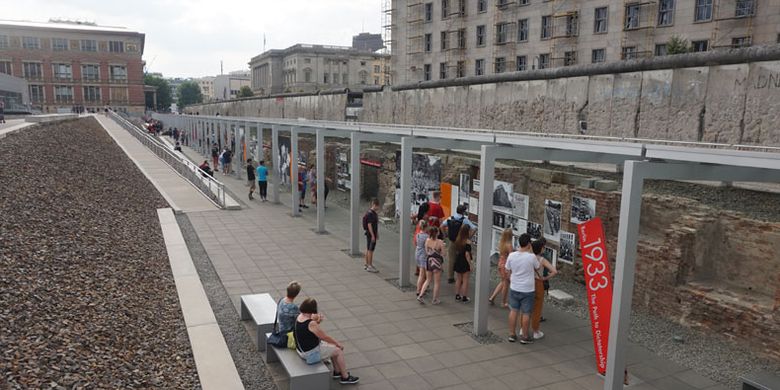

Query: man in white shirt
505 233 540 344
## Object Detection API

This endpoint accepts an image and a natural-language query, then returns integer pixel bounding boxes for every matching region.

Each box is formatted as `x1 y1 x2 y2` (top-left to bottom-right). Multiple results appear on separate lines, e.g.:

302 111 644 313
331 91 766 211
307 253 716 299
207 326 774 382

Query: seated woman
198 160 213 177
294 298 359 385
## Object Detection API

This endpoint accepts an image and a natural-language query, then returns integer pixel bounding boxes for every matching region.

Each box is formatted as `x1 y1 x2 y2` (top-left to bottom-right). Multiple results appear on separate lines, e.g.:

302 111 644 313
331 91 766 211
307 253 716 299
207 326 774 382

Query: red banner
577 218 613 375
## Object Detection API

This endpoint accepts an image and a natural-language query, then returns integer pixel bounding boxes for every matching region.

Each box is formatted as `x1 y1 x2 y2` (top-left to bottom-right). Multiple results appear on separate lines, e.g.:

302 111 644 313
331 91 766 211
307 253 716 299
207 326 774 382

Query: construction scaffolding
491 0 519 73
710 0 756 49
619 0 658 59
382 0 396 84
406 0 425 79
549 1 580 67
445 0 468 77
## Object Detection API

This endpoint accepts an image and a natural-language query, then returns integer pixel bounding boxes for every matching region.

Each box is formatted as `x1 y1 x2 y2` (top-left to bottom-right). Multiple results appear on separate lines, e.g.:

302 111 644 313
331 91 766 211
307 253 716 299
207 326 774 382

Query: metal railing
107 111 228 208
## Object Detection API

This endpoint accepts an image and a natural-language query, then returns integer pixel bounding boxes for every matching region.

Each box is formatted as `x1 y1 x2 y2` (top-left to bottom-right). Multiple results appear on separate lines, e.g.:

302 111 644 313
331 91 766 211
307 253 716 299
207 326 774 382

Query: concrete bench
266 332 329 390
741 370 780 390
240 293 277 351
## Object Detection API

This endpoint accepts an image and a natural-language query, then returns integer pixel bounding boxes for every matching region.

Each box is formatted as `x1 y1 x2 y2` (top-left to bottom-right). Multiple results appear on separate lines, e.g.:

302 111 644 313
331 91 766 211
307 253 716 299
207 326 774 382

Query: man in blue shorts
256 160 269 202
505 233 540 344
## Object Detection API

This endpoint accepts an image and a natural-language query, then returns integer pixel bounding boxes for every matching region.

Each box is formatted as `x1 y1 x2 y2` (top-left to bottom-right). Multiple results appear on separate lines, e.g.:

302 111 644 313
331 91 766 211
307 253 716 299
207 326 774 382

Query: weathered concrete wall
190 93 346 122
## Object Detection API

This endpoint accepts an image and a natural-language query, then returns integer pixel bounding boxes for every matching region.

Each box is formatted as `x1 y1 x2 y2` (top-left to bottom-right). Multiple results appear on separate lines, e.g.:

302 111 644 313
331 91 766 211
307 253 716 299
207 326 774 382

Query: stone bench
741 370 780 390
239 293 277 351
265 332 329 390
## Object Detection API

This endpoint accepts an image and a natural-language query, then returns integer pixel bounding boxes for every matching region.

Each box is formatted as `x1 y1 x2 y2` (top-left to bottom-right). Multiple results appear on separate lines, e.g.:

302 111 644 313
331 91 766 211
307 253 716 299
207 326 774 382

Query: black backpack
447 216 465 241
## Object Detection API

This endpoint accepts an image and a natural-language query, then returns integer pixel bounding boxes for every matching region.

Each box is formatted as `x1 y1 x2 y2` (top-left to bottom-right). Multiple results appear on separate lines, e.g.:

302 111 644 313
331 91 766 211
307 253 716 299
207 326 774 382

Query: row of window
0 61 127 81
0 35 133 53
28 85 128 103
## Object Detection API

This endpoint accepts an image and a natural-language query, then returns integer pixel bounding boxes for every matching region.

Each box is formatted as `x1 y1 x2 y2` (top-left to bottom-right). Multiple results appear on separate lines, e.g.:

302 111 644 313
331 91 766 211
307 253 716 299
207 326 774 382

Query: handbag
427 250 444 271
305 348 322 365
267 299 289 348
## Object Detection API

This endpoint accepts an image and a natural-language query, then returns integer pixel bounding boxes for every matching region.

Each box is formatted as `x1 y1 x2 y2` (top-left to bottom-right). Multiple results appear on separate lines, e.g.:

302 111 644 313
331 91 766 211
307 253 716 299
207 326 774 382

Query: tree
144 74 173 112
177 81 203 109
666 36 690 55
238 86 254 98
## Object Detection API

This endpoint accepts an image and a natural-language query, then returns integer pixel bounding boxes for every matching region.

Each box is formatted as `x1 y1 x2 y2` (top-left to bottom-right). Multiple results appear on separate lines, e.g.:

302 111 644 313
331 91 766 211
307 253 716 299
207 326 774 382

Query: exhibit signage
577 217 613 375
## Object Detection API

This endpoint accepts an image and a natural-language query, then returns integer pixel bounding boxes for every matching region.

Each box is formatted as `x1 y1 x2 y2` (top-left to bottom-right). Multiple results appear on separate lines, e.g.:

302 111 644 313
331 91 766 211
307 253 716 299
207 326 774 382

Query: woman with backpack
453 225 474 303
418 226 444 305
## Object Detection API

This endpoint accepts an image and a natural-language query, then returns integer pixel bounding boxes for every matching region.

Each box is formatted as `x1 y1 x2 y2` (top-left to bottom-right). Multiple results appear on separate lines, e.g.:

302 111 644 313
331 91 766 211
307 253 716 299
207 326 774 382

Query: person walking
414 219 430 299
453 224 474 303
418 225 445 305
256 160 269 202
222 148 232 175
505 233 540 344
442 204 475 284
246 158 256 200
362 199 380 273
489 228 514 308
530 239 557 340
0 100 5 124
298 165 308 212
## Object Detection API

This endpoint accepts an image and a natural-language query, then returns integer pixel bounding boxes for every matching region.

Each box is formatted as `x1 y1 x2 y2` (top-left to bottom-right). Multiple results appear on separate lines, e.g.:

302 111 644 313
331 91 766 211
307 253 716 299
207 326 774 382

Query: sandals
488 297 495 305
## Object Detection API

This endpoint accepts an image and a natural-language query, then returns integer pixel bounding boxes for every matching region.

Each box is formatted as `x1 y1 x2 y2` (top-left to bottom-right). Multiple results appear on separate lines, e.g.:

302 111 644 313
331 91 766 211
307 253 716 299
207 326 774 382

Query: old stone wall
190 93 347 121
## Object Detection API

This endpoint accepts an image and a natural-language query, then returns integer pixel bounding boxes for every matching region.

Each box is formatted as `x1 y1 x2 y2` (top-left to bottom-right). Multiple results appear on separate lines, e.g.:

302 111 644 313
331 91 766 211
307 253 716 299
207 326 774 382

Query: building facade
353 32 385 52
0 20 145 113
196 76 215 102
391 0 779 84
249 44 391 95
213 70 250 101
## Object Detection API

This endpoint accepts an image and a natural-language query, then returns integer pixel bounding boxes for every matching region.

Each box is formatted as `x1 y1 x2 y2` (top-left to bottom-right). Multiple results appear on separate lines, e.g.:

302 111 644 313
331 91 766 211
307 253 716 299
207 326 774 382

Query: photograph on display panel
459 173 471 205
571 195 597 224
512 217 527 236
276 136 291 187
491 228 503 256
336 151 350 191
559 231 576 264
511 193 529 220
543 199 562 242
542 247 558 268
527 221 543 240
492 211 507 229
394 152 442 219
492 181 514 214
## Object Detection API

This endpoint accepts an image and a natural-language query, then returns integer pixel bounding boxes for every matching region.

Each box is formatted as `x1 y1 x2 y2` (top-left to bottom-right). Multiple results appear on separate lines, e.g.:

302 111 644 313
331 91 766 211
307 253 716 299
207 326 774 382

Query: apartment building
213 70 251 100
391 0 779 84
249 44 391 95
196 76 215 102
0 19 145 113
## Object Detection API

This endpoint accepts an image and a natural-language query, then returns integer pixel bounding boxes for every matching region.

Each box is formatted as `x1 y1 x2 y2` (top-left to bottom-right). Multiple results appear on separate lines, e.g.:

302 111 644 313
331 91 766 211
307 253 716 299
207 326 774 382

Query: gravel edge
175 213 277 390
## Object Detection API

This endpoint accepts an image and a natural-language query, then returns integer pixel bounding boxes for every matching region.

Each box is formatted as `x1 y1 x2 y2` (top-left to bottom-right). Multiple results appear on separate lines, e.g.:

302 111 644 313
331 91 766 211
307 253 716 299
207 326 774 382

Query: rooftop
0 19 143 36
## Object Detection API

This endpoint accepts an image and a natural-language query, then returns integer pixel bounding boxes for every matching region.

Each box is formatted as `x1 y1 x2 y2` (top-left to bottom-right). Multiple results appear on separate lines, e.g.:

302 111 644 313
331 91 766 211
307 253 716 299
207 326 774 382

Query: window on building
324 73 329 83
304 68 311 82
695 0 713 21
594 7 608 33
441 31 449 50
592 48 606 63
442 0 450 18
691 40 709 52
440 62 448 79
333 73 339 84
519 0 528 5
110 65 127 80
52 38 69 51
424 64 432 80
109 87 128 102
0 61 11 75
622 46 638 59
657 0 675 26
29 85 44 102
456 60 466 77
54 85 74 102
516 56 527 71
425 2 434 21
655 44 668 56
732 36 752 48
735 0 755 17
541 16 552 39
457 0 466 15
457 28 466 48
497 0 509 7
109 41 125 53
477 0 486 12
518 19 529 42
22 62 43 79
360 70 368 84
425 33 433 52
80 39 97 52
82 64 100 81
476 25 486 46
475 58 485 75
374 65 381 73
564 51 577 66
0 35 8 49
373 76 379 85
304 58 311 63
565 15 578 36
52 63 72 80
494 57 506 73
496 23 509 44
22 36 40 49
539 53 550 69
625 4 640 29
83 86 101 102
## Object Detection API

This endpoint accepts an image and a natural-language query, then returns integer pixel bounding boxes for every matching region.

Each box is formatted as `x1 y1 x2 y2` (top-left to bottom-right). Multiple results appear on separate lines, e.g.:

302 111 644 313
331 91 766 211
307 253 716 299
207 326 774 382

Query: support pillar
316 129 326 233
398 137 413 287
349 132 362 256
255 124 263 165
604 161 645 390
236 123 244 180
271 125 281 204
474 145 497 335
291 127 300 216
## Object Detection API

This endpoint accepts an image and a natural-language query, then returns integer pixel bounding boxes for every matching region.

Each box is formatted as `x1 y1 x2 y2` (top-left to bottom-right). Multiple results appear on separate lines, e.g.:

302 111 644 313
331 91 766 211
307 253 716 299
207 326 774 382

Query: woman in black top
453 225 474 303
294 298 359 385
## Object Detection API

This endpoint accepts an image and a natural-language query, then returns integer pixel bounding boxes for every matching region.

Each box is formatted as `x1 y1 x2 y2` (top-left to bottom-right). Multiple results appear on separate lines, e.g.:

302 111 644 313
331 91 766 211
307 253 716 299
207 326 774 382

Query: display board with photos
394 152 442 219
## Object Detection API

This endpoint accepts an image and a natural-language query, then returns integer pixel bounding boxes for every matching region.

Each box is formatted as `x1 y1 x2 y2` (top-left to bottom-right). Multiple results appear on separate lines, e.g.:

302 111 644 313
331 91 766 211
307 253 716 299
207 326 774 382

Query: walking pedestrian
418 225 444 305
453 224 474 303
0 100 5 124
246 158 256 200
489 228 514 308
530 239 557 340
222 148 232 175
256 160 269 202
506 233 539 344
211 143 219 170
362 199 380 273
442 204 475 284
298 165 308 212
414 219 429 299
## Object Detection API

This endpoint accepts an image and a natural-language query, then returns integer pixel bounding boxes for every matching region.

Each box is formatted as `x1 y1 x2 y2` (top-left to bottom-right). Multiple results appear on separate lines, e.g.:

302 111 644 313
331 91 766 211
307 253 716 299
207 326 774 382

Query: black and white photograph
571 195 597 224
511 217 527 236
527 221 543 240
468 196 479 215
543 199 562 242
491 228 503 256
492 211 507 229
276 136 291 187
336 151 350 191
492 180 514 214
542 247 558 268
459 173 471 205
559 231 576 264
394 151 442 218
511 192 529 220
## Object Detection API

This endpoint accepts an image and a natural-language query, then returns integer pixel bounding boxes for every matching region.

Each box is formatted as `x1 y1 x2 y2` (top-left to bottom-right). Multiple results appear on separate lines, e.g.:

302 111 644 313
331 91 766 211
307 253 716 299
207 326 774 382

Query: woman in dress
530 238 557 340
418 226 444 305
414 219 429 299
453 225 474 303
489 228 514 308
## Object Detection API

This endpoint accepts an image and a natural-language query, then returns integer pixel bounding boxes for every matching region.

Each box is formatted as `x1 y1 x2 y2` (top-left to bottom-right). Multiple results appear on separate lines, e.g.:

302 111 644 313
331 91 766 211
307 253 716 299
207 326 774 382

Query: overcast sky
5 0 383 78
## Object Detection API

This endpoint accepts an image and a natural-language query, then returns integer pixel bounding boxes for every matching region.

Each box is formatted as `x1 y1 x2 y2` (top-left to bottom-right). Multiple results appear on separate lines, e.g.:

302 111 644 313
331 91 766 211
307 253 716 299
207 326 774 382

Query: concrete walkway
168 141 727 390
96 115 217 213
0 119 34 138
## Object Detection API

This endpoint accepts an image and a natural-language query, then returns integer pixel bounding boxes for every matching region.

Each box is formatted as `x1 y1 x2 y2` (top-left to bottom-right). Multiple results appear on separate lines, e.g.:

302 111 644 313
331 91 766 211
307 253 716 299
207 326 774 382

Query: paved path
0 119 33 138
95 115 217 213
168 142 727 390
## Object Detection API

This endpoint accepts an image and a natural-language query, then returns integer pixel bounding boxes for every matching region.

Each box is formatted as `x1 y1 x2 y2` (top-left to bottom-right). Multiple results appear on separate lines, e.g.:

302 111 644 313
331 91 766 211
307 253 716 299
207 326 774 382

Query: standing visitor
222 148 232 175
309 165 318 206
298 165 308 212
0 100 5 124
414 219 430 299
489 228 514 308
530 239 557 340
505 233 539 344
246 158 256 200
362 199 380 273
442 204 475 284
453 225 474 303
418 226 445 305
256 161 269 202
426 191 446 224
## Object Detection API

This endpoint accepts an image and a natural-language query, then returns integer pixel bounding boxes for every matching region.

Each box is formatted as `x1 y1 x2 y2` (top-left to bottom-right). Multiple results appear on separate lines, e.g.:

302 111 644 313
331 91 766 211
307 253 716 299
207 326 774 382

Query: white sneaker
367 265 379 273
533 331 545 340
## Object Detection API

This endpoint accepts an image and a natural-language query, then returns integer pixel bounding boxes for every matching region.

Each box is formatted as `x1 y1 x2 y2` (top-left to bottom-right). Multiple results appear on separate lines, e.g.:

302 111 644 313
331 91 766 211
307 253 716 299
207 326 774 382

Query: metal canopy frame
153 113 780 390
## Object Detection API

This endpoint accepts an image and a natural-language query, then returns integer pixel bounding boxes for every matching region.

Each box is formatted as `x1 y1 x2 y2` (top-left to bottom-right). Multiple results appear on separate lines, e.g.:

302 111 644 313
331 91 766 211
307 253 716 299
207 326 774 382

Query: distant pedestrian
415 219 430 299
211 143 219 168
256 160 269 202
362 199 380 273
418 225 444 305
246 158 256 200
530 238 557 340
442 204 475 284
298 165 308 212
222 148 232 174
453 224 474 303
506 234 539 344
0 100 5 124
489 228 514 308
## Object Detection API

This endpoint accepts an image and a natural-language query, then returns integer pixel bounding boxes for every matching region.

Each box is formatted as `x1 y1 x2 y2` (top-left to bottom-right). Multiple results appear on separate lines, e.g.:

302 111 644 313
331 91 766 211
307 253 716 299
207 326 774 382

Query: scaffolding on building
619 0 658 59
710 0 756 49
549 0 580 68
445 0 469 77
406 0 425 80
382 0 396 84
491 0 519 73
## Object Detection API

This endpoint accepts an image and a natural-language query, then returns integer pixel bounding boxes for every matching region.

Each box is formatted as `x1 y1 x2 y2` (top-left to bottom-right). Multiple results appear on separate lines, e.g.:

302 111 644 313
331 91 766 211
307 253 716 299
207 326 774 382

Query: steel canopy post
399 137 413 287
291 127 300 216
474 145 497 335
271 125 281 204
604 160 646 390
256 123 263 166
349 132 362 256
316 129 326 233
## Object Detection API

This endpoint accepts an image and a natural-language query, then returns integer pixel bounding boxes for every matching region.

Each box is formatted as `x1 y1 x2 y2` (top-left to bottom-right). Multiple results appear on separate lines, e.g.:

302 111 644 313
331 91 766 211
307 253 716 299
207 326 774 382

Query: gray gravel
175 213 277 390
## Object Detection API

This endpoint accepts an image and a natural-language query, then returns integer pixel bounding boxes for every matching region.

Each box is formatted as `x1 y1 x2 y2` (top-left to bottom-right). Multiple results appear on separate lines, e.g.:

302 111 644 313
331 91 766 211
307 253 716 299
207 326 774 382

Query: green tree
666 36 690 55
177 81 203 109
238 85 254 98
144 74 173 111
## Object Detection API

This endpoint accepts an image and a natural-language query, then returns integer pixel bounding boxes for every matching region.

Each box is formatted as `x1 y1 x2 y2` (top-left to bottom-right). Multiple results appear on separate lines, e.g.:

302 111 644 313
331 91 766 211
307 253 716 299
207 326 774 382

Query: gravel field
0 118 199 388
